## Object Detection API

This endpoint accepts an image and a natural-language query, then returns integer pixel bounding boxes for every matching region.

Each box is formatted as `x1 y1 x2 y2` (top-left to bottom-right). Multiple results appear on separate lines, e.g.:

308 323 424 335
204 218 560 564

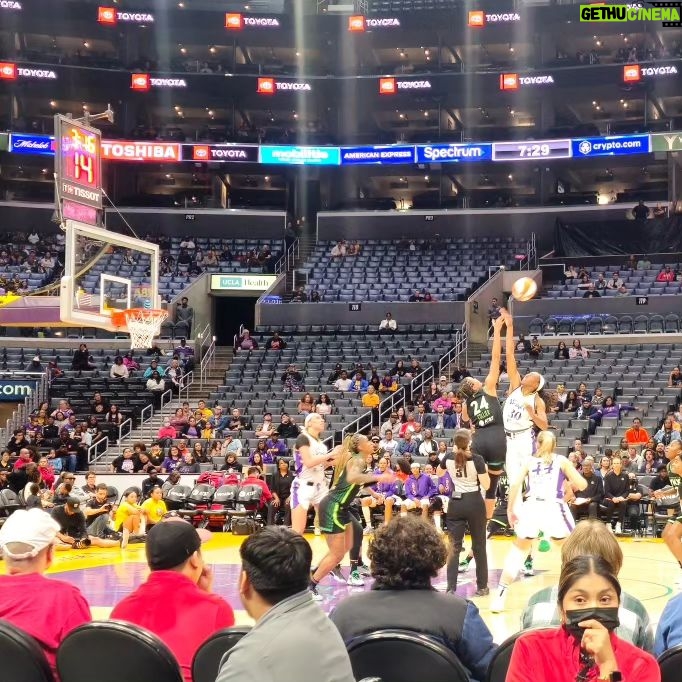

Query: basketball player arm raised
482 314 506 395
501 308 522 391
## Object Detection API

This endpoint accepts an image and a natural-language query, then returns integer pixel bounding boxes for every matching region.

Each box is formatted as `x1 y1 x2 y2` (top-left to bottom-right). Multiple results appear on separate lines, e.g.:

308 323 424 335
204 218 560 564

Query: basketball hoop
110 308 168 349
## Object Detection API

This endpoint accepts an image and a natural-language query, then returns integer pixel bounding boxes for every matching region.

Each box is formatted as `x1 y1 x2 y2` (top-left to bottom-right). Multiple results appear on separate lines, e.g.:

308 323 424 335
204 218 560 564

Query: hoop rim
110 307 168 330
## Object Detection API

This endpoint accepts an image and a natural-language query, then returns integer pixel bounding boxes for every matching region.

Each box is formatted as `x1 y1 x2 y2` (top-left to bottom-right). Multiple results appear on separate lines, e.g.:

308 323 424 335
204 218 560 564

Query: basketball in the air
511 277 538 302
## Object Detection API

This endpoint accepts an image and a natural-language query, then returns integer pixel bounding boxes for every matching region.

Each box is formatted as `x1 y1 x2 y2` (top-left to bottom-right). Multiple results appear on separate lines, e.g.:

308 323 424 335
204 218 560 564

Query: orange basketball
511 277 538 302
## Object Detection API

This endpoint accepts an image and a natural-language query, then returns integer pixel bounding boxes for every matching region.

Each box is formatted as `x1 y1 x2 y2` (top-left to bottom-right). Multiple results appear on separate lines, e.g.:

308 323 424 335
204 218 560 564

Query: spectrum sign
348 15 401 31
257 77 311 93
468 10 521 26
0 62 57 80
225 13 280 29
379 77 432 94
97 6 154 24
417 143 493 163
188 144 259 163
131 73 187 90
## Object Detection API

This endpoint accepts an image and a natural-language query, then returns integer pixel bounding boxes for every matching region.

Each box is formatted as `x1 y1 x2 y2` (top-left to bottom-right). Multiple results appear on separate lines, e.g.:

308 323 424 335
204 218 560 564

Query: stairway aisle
91 346 234 471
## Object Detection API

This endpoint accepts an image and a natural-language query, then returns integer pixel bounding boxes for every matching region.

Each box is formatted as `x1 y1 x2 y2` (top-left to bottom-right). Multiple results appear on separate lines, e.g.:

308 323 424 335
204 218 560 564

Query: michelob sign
580 4 682 26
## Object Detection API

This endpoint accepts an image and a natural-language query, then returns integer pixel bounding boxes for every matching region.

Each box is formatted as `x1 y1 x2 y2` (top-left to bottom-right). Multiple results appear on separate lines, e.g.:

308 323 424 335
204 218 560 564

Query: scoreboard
54 115 103 220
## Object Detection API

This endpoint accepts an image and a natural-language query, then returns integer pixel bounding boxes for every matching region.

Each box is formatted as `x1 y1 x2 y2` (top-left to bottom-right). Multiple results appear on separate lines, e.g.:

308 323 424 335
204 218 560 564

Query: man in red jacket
242 466 274 515
111 519 234 681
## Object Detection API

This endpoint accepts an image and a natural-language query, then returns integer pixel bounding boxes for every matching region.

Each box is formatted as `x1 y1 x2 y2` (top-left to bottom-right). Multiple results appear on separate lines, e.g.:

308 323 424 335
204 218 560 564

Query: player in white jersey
491 430 586 613
290 413 336 535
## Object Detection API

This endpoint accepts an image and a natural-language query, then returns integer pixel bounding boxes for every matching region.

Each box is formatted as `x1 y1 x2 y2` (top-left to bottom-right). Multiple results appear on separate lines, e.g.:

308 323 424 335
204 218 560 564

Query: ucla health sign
211 274 276 292
259 146 340 165
571 134 650 158
341 145 415 165
416 143 493 163
0 379 38 401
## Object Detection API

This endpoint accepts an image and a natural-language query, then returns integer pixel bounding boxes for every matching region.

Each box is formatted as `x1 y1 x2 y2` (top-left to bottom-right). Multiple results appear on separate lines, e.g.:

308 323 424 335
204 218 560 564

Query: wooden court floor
3 532 674 642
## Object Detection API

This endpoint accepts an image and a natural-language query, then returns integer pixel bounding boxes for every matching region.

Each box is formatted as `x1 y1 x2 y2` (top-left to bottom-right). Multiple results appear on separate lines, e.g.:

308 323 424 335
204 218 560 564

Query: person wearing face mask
508 555 659 682
522 520 654 652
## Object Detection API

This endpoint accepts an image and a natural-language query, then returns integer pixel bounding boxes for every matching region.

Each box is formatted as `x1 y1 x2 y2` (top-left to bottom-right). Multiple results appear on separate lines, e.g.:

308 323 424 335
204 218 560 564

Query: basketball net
110 308 168 349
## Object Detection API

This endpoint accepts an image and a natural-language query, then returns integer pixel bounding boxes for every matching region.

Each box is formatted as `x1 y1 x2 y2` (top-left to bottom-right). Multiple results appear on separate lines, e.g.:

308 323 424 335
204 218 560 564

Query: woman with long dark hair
438 429 490 596
309 433 394 599
507 555 659 682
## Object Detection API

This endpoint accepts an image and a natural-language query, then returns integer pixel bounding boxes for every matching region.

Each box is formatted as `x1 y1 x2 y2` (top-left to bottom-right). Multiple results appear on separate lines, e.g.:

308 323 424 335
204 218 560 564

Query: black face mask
564 607 620 642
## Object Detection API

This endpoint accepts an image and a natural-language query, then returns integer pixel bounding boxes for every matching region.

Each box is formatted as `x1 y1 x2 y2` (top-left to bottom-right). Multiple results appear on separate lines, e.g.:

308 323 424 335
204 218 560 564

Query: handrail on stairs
88 436 109 465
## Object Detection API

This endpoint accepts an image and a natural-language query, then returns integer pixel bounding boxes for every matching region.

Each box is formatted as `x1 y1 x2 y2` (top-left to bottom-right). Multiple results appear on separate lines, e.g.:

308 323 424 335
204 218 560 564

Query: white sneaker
363 526 373 536
310 586 323 601
347 571 365 587
314 527 321 536
615 523 623 535
490 589 507 613
120 528 130 549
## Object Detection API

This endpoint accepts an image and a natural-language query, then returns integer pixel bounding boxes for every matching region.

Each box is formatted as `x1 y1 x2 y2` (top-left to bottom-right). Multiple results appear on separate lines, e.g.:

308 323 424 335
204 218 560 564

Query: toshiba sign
131 73 187 90
499 73 554 90
100 141 182 162
348 15 401 31
225 13 280 29
97 6 154 24
257 77 311 94
0 62 57 80
379 77 431 94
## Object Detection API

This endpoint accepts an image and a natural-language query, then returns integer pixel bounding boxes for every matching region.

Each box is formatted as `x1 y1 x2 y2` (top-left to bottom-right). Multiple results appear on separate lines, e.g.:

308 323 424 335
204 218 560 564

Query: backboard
59 220 160 331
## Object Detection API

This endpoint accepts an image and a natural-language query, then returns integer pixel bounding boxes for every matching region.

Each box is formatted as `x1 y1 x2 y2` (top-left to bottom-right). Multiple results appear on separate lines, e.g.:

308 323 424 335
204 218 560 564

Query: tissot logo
500 73 553 90
98 7 154 24
225 13 280 29
257 77 310 93
0 1 22 9
0 63 56 80
378 77 431 94
468 10 521 26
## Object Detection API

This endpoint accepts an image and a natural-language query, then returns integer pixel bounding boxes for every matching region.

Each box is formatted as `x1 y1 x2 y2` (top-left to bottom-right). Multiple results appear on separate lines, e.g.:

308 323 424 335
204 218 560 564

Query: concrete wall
316 204 633 252
258 301 466 327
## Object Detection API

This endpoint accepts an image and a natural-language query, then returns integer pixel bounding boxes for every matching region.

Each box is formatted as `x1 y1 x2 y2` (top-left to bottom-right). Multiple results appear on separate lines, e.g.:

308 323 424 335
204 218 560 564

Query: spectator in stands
177 452 200 474
220 452 240 473
583 283 600 298
216 527 353 682
225 408 246 431
235 329 258 352
637 255 652 270
379 312 397 331
330 516 495 680
174 297 194 336
349 372 369 393
113 490 144 544
632 199 650 221
569 339 592 359
265 331 287 351
330 240 347 259
144 359 165 379
425 405 455 431
54 496 120 549
603 455 630 534
158 417 176 445
553 341 569 360
669 367 682 387
297 393 314 415
529 336 544 358
515 334 531 354
141 469 164 499
378 430 398 458
521 520 653 651
361 384 380 412
657 265 675 282
71 343 96 371
281 364 304 392
594 273 607 291
250 440 269 465
625 418 650 446
333 371 352 392
122 351 140 374
567 457 603 520
6 429 30 455
574 398 602 436
266 433 288 460
655 417 682 447
418 430 439 458
315 394 333 416
221 434 243 458
174 339 195 372
488 297 501 324
111 447 139 474
162 446 182 474
110 356 129 379
607 271 624 290
146 371 166 408
112 520 234 682
253 413 274 439
268 459 293 526
564 265 578 282
242 466 273 515
403 462 442 529
639 449 661 474
0 508 91 674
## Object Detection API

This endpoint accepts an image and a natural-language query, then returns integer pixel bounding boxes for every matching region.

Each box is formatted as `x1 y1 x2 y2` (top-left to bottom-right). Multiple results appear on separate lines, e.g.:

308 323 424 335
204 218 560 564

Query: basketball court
5 533 674 642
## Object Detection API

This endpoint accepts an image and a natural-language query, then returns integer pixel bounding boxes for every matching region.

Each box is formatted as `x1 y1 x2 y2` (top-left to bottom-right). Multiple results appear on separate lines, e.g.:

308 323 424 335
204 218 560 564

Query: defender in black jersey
460 314 508 517
659 441 682 587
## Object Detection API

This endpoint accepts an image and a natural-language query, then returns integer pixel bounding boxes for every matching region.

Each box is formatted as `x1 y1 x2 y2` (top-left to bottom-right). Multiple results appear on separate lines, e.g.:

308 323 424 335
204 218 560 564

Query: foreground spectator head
146 520 210 576
0 508 60 568
238 526 312 616
369 515 446 589
560 519 623 574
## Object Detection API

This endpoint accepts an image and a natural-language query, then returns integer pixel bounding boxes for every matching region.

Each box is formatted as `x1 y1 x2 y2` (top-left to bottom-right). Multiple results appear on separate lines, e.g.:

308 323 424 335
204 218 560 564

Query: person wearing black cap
111 520 234 682
52 497 120 549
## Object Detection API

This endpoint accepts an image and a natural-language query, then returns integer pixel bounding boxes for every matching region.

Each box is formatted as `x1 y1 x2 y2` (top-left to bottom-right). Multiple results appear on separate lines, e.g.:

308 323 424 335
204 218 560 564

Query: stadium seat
658 643 682 682
192 627 252 682
0 620 53 682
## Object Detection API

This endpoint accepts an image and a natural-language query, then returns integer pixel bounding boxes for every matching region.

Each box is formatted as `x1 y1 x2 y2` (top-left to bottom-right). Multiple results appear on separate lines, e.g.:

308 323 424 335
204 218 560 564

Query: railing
195 321 211 356
275 238 299 275
410 365 435 403
379 386 406 424
180 370 194 402
341 409 374 440
0 370 49 443
200 336 216 388
138 403 154 441
117 417 133 443
439 325 469 377
88 436 109 465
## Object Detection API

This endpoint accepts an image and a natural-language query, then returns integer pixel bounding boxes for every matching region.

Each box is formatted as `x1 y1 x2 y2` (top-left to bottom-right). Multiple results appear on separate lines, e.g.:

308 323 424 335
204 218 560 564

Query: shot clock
492 139 572 161
54 115 103 214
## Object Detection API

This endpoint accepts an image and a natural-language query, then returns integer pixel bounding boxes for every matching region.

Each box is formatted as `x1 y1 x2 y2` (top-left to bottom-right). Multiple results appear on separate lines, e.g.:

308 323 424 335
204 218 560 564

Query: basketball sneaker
347 571 365 587
329 566 346 583
522 557 535 577
458 555 472 573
